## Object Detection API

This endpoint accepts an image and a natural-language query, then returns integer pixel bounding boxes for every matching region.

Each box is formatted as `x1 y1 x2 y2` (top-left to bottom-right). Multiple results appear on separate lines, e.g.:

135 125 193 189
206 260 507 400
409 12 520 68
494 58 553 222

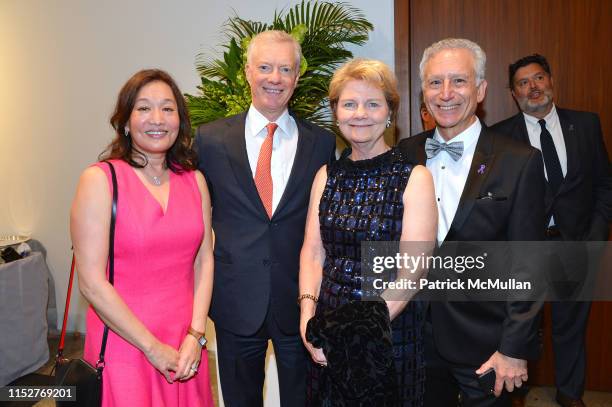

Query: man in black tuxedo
491 54 612 407
399 38 545 406
195 30 335 406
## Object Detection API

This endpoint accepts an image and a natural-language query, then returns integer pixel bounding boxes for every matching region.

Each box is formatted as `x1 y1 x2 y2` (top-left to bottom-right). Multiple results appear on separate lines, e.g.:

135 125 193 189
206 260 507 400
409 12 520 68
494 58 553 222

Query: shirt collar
433 117 482 151
522 104 558 126
247 105 292 138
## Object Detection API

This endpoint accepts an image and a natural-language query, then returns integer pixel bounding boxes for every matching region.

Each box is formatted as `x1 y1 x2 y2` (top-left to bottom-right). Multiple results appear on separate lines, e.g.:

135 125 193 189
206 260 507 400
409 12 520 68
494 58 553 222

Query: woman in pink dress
71 69 214 406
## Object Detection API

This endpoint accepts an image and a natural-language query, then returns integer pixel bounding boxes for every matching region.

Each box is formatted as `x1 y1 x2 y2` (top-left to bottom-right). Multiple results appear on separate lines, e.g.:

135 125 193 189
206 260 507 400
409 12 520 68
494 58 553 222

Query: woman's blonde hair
329 58 399 121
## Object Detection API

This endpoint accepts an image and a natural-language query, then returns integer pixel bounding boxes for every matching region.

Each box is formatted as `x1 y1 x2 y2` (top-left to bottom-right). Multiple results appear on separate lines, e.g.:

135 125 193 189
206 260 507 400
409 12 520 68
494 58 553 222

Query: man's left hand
476 351 528 397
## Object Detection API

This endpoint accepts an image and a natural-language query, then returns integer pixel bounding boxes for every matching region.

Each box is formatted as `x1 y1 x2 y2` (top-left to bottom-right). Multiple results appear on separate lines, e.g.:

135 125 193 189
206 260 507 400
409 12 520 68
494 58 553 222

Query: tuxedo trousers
545 233 591 399
423 320 511 407
551 301 591 399
215 308 308 407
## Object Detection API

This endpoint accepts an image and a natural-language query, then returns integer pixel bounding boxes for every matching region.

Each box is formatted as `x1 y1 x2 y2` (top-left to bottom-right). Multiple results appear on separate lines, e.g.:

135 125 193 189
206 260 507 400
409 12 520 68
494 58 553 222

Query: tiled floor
14 334 612 407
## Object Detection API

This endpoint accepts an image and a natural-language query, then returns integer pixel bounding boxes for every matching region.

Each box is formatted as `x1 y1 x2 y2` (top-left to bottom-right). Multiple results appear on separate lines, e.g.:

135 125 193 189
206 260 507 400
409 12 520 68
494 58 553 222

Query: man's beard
518 89 553 114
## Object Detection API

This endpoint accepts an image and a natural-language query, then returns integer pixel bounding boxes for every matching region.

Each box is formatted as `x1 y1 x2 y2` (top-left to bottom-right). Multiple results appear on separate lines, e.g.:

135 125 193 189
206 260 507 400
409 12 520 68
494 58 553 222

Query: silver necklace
150 175 162 186
144 167 165 186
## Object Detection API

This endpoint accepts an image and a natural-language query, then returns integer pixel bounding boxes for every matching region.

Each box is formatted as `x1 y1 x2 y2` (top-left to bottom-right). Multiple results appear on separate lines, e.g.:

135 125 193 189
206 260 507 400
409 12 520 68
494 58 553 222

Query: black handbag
55 161 118 407
306 299 398 405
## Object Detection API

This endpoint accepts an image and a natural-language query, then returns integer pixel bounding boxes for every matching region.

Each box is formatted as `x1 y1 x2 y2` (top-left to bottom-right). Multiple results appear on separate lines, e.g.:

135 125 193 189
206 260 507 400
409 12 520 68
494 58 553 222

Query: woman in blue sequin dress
299 59 437 406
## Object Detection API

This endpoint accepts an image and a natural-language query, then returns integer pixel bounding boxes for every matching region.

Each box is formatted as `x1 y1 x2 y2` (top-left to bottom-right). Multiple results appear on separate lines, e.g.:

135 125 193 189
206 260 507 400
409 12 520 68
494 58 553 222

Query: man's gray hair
419 38 486 85
246 30 302 70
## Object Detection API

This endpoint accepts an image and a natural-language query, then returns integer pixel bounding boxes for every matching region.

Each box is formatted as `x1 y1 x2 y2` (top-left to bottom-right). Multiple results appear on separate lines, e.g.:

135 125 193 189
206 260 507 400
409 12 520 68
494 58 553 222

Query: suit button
263 259 270 266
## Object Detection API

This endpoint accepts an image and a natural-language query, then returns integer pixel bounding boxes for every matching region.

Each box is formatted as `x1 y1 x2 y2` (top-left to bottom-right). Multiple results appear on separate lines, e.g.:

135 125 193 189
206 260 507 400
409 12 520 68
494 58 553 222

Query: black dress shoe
555 391 586 407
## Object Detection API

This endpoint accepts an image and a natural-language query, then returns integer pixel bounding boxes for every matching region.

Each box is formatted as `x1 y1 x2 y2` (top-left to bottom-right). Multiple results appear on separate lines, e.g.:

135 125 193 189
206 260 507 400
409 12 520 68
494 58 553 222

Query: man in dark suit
399 38 545 406
195 30 335 406
491 54 612 407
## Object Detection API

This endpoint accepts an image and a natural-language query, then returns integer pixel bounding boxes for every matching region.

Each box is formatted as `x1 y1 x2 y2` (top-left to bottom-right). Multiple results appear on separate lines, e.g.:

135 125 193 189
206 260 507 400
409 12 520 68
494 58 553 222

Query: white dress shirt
522 104 567 178
522 104 567 226
245 105 298 215
427 119 482 243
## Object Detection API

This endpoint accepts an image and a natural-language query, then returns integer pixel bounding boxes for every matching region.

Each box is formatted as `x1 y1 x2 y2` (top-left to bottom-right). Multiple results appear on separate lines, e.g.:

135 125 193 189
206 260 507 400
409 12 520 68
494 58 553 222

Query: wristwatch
187 327 207 348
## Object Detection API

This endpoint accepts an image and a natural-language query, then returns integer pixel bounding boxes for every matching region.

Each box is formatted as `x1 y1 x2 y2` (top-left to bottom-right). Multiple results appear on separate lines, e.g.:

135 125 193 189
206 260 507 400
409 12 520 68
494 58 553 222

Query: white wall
0 0 393 404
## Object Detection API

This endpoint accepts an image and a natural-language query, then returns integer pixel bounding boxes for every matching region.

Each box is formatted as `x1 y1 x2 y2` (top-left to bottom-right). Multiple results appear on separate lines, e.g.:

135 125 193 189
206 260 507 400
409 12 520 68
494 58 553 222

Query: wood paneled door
394 0 612 390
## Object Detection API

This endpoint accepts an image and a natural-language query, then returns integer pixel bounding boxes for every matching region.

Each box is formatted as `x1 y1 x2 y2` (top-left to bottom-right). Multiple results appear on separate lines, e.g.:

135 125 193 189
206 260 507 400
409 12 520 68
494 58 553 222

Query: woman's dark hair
100 69 197 172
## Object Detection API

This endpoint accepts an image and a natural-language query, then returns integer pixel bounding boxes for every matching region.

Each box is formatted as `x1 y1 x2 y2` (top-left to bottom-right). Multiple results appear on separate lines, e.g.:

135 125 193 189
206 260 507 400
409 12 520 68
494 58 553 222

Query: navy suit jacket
490 108 612 241
195 112 335 336
398 126 546 366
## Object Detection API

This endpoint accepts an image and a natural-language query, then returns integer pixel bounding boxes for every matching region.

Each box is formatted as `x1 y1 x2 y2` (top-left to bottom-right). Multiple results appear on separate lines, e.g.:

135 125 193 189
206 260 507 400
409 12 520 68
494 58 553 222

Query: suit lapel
273 117 315 218
557 108 581 189
539 108 580 213
403 130 433 165
514 113 530 144
416 131 432 165
445 128 494 239
222 113 269 218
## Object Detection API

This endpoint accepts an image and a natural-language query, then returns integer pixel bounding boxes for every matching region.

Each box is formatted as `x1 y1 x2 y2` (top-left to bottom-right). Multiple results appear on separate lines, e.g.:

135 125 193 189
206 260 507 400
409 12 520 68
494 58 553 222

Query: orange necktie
254 123 278 218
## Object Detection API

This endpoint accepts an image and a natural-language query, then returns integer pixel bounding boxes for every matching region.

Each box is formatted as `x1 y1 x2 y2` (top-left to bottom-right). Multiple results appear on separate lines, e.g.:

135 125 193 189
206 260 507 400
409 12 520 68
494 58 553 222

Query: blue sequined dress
307 147 425 406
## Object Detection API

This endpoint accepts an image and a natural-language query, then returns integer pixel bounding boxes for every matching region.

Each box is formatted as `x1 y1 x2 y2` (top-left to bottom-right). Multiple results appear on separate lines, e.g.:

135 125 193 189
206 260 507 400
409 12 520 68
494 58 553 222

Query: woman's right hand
300 313 328 367
144 340 180 383
298 166 329 367
307 343 328 367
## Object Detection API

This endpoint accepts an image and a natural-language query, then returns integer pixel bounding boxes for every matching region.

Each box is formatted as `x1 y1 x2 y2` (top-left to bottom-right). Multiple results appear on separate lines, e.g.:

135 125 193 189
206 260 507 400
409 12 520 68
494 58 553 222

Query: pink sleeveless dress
83 159 213 407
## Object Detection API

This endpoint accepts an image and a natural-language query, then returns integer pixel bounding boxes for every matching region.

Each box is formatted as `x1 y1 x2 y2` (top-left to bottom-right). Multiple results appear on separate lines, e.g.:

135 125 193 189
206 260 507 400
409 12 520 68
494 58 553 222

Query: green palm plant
185 0 373 132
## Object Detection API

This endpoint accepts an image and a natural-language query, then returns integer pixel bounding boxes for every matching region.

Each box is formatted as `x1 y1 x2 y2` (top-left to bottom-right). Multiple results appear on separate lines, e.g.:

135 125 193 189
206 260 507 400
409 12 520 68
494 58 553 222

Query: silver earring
385 117 391 128
124 128 130 137
336 121 340 127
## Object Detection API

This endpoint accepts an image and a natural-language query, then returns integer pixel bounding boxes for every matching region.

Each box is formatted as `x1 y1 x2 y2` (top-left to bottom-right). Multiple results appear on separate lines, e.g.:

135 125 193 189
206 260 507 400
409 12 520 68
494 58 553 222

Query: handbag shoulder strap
57 160 118 371
97 160 118 369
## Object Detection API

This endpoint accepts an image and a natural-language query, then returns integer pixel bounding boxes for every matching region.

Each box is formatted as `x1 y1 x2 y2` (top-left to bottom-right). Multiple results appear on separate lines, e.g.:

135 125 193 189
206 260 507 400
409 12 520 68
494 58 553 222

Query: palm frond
185 0 373 131
225 16 268 42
